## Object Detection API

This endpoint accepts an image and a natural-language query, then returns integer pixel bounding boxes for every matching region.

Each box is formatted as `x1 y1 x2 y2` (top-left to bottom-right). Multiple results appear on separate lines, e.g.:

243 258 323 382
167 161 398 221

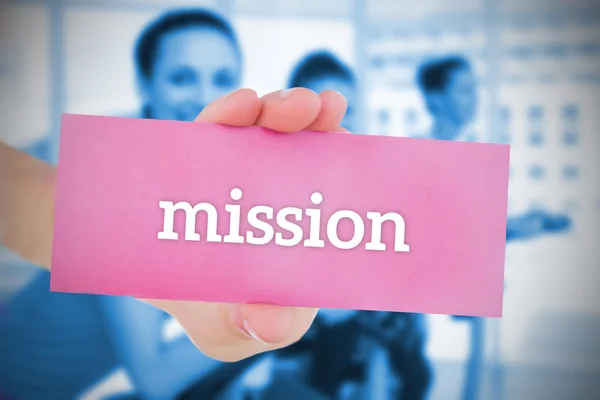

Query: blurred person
276 50 433 400
277 51 572 400
99 10 249 399
130 9 239 122
416 54 572 400
0 9 350 400
287 50 357 133
416 56 477 142
416 55 571 240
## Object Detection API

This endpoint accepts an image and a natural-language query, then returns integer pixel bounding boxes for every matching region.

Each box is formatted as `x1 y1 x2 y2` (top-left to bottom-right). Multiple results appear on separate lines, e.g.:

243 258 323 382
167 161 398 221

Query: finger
256 88 321 133
195 88 262 126
332 126 351 134
145 298 318 362
306 90 348 132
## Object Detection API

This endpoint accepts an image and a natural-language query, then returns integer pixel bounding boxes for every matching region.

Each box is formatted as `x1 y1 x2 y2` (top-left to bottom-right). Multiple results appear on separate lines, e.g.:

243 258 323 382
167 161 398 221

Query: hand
0 87 350 362
147 88 349 361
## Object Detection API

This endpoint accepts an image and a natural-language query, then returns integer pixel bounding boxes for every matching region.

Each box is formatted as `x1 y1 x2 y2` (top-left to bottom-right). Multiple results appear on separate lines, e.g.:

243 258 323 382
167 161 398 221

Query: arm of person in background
452 209 571 326
506 209 572 242
0 87 349 364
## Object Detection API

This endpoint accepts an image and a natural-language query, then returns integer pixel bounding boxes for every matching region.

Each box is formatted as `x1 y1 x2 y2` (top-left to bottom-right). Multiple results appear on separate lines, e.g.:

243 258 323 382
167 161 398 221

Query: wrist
0 142 56 269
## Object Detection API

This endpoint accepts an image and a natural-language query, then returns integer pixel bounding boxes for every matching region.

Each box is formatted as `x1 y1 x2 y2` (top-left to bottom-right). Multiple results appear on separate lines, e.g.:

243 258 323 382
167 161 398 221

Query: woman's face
438 66 478 127
140 27 241 122
304 76 357 133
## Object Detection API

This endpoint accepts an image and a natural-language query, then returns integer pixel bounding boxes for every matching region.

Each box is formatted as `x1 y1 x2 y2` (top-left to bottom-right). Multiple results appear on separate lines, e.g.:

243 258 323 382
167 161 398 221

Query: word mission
158 188 411 252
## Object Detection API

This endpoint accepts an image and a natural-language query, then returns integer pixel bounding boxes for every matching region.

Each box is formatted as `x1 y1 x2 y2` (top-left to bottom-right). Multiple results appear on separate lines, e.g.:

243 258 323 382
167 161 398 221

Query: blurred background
1 0 599 399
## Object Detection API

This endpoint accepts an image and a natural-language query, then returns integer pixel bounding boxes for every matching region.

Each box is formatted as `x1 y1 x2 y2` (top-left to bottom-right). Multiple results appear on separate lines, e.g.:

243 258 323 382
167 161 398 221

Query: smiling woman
1 8 271 400
0 3 358 397
133 9 242 122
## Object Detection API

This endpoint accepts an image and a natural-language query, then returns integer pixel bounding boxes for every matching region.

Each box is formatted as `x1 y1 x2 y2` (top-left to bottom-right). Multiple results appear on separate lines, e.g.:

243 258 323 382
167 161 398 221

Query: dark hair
288 50 355 89
134 8 239 79
416 55 471 93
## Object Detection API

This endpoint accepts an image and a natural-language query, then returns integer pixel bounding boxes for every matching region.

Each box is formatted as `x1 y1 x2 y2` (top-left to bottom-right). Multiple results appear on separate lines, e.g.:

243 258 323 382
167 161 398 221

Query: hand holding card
144 88 350 361
1 87 350 362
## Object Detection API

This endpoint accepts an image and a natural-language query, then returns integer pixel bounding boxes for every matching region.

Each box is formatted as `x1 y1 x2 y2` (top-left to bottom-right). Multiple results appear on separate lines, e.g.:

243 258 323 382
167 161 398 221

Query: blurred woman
1 9 246 400
1 9 347 400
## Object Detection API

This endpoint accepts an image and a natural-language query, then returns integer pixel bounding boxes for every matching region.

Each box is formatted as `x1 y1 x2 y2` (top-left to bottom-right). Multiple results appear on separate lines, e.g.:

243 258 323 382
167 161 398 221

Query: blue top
0 271 118 400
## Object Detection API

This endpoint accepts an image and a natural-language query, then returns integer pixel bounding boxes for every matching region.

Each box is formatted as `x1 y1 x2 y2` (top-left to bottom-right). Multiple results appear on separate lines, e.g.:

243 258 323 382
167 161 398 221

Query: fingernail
232 305 267 343
222 89 241 100
280 88 297 99
242 318 267 343
325 89 344 99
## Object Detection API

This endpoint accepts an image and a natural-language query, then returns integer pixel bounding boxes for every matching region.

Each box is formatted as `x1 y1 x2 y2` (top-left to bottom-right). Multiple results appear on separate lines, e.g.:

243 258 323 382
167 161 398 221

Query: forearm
0 141 55 270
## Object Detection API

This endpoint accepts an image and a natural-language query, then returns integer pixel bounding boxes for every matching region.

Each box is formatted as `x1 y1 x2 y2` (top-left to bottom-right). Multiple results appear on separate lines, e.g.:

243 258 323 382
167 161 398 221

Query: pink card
50 114 510 317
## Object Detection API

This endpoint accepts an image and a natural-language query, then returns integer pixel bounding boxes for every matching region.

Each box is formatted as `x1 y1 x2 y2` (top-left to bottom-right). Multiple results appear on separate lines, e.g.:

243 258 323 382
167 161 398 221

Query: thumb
145 298 318 362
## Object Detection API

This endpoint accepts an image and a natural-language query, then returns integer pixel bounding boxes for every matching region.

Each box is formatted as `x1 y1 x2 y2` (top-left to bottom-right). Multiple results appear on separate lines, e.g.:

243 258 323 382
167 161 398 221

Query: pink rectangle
50 114 509 317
